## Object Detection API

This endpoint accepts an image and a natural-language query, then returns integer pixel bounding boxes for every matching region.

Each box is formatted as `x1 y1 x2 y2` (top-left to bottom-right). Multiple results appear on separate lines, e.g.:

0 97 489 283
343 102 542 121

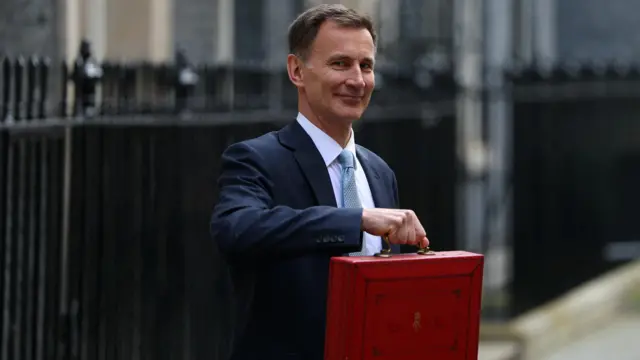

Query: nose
345 67 366 89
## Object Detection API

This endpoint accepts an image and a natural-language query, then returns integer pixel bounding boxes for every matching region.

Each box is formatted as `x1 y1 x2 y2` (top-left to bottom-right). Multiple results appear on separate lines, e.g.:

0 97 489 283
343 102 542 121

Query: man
210 4 429 360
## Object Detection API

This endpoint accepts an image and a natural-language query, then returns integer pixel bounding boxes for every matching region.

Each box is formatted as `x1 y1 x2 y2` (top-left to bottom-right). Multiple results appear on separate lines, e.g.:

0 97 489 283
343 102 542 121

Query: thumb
421 236 430 248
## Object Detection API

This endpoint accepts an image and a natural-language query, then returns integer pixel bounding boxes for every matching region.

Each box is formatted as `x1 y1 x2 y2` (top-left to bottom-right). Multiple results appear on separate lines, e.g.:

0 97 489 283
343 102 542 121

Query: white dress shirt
296 113 382 256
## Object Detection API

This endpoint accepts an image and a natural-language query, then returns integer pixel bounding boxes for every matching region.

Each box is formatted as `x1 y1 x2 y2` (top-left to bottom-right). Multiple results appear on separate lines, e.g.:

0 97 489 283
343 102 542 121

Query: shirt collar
296 112 357 168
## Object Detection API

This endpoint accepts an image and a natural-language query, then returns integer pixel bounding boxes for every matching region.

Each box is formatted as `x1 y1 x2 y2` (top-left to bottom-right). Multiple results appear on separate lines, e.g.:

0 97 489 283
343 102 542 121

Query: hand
361 208 429 248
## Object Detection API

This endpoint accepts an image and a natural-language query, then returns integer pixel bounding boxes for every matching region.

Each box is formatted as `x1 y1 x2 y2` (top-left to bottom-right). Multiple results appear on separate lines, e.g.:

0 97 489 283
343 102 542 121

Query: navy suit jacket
210 120 400 360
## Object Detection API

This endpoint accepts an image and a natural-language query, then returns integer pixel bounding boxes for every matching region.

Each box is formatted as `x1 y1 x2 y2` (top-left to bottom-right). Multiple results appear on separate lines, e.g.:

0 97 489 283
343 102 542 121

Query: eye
360 63 373 71
332 60 348 67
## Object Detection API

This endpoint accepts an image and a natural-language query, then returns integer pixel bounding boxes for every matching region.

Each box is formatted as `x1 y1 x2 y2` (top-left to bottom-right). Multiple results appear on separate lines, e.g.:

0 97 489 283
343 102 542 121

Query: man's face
296 21 376 124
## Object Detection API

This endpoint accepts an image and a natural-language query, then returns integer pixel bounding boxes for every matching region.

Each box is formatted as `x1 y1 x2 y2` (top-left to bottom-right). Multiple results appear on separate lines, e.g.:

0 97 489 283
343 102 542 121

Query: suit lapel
278 121 337 207
356 146 387 208
294 151 337 207
278 122 401 252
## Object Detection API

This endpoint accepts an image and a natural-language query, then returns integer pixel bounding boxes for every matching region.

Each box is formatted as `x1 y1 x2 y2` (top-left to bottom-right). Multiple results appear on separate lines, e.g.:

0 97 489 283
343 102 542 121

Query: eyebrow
327 54 375 65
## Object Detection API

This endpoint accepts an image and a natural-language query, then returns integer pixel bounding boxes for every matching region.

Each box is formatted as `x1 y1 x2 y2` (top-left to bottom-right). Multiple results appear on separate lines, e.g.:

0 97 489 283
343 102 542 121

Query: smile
337 95 362 101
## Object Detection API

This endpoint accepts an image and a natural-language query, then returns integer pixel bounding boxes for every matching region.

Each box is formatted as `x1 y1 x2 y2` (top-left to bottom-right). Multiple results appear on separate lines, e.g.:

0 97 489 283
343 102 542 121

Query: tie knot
338 150 355 169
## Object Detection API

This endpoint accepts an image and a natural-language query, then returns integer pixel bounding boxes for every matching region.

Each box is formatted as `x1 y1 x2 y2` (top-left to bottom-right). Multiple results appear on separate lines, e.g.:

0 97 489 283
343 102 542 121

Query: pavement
478 340 520 360
478 313 640 360
542 314 640 360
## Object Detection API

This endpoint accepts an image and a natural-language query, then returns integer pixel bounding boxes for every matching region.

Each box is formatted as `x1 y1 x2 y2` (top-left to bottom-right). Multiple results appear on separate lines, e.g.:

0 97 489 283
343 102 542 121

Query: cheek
365 75 375 92
311 71 335 94
326 76 345 92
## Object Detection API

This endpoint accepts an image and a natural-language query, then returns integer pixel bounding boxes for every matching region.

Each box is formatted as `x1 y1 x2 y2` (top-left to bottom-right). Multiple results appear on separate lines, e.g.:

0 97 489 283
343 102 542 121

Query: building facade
1 0 455 65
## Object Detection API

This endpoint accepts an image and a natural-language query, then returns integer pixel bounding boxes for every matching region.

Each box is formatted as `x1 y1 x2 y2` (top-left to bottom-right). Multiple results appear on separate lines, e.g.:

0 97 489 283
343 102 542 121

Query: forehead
309 20 375 60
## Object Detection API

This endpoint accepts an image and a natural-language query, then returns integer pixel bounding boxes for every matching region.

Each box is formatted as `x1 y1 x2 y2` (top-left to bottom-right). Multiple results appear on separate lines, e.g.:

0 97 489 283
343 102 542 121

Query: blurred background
1 0 640 359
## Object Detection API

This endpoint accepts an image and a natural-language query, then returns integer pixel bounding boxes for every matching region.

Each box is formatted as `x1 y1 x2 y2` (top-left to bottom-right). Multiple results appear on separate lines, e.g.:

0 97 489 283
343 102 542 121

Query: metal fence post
1 58 11 121
72 40 103 118
174 49 198 115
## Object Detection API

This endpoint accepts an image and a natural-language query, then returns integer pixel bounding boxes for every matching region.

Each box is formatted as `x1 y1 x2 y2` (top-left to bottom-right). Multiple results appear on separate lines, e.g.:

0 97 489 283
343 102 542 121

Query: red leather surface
324 251 484 360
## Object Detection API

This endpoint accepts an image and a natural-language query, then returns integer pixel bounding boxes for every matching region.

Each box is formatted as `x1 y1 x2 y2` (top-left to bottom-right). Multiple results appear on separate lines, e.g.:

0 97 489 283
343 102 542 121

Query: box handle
374 235 436 258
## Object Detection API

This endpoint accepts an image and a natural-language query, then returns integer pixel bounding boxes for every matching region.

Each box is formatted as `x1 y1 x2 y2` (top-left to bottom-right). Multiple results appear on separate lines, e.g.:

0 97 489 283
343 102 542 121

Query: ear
287 54 305 88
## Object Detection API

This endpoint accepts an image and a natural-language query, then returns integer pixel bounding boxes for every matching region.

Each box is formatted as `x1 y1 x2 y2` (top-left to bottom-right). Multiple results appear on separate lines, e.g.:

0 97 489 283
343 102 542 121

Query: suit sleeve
210 142 364 260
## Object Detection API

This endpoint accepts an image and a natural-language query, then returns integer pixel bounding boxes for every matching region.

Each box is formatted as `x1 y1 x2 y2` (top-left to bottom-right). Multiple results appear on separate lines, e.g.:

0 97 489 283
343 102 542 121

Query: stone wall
172 0 218 63
0 0 60 58
557 0 640 63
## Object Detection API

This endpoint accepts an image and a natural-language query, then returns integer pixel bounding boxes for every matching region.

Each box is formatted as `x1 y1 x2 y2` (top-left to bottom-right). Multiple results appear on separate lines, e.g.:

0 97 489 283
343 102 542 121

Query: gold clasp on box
374 235 435 257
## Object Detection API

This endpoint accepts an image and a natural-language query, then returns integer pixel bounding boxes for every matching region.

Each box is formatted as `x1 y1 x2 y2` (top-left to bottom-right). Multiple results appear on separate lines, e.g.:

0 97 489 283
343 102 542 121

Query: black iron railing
0 45 455 122
0 42 457 360
4 38 640 358
508 62 640 317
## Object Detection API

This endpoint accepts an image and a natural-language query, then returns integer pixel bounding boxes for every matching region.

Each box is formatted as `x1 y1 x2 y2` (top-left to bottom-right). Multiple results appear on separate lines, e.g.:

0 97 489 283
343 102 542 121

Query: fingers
413 214 427 247
385 211 404 244
388 210 416 246
405 210 416 246
399 210 412 245
387 211 406 245
366 208 430 248
397 210 429 248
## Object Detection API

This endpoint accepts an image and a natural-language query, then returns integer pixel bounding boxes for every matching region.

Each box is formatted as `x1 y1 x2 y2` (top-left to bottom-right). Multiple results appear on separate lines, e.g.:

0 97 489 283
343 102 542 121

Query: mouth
336 94 363 104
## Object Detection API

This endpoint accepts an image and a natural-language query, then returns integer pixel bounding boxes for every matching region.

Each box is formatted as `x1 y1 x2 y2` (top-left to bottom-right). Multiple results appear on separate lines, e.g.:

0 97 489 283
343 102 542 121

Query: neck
298 104 351 148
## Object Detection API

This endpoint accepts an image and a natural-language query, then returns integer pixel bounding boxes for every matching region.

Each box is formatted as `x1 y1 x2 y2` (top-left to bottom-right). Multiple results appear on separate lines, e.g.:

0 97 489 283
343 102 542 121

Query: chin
335 112 363 123
333 107 365 122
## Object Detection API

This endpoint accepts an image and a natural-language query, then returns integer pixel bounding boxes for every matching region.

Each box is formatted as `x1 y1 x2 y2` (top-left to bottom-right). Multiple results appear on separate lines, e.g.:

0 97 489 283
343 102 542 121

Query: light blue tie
338 150 365 256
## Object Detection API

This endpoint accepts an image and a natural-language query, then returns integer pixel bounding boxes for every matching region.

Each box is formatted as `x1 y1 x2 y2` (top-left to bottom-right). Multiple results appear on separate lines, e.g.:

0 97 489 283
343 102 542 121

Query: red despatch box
324 250 484 360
